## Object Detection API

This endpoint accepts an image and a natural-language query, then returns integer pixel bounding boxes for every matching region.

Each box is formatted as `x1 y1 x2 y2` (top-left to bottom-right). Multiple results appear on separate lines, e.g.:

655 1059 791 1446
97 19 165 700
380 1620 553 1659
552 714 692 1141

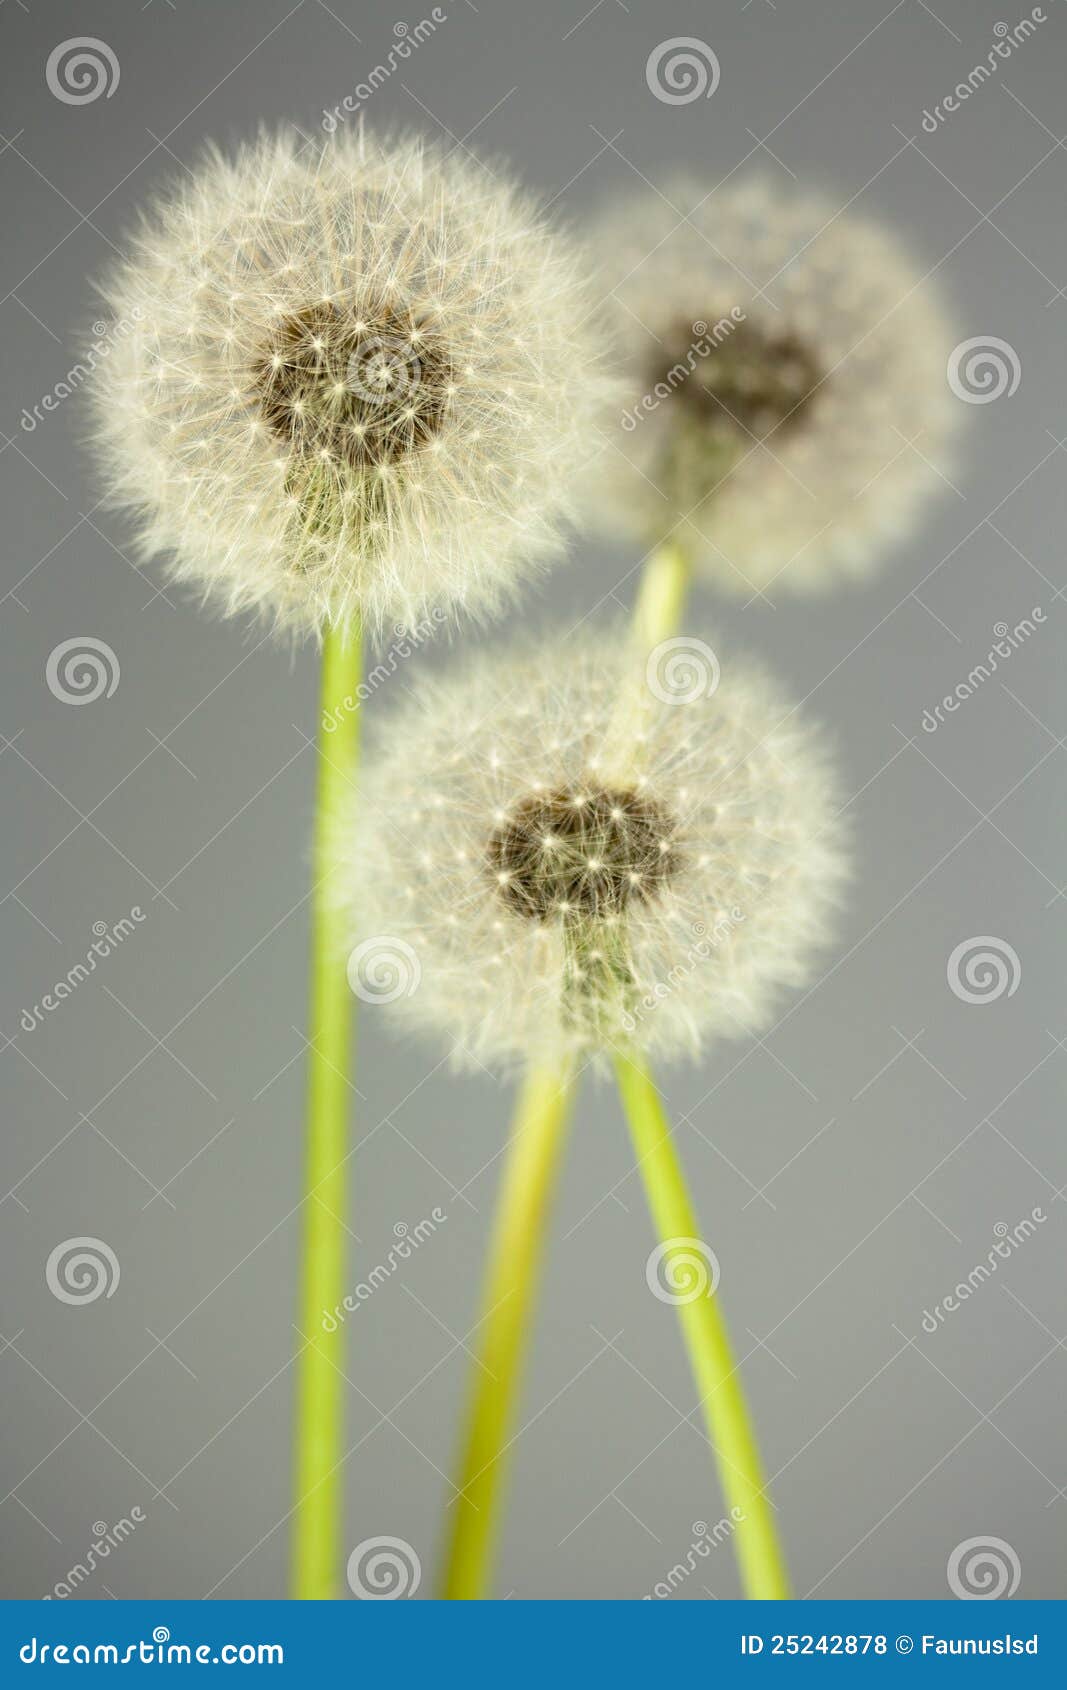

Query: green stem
631 537 692 651
291 620 362 1600
439 1063 576 1598
439 540 697 1602
614 1050 790 1599
603 539 693 780
619 539 790 1596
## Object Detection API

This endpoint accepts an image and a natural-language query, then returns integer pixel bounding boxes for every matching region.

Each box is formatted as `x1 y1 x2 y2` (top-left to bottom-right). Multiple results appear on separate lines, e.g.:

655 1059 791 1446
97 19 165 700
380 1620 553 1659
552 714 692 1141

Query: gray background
1 0 1064 1602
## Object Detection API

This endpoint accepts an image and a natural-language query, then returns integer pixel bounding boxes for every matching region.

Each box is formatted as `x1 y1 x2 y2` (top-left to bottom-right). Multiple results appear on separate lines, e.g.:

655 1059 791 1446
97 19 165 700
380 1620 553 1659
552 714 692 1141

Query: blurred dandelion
588 179 956 598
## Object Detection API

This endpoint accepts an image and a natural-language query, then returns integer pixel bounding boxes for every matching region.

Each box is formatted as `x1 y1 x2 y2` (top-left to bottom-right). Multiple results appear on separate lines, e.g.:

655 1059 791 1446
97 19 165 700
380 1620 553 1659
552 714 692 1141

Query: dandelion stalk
631 536 692 651
291 621 362 1600
619 1127 791 1602
617 542 789 1600
625 540 789 1596
439 541 689 1602
602 539 691 772
440 1062 576 1599
614 1049 790 1599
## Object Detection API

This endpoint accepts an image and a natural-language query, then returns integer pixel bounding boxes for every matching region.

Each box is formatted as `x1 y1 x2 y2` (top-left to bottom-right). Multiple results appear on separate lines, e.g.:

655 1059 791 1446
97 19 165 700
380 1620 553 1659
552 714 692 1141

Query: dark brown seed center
254 300 453 470
652 317 823 440
486 786 680 921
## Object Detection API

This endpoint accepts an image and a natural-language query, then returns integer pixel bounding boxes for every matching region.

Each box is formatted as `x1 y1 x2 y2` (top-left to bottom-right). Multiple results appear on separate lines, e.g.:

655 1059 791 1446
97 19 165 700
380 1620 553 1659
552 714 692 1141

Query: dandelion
91 128 609 637
344 625 849 1069
89 126 610 1604
358 622 849 1601
588 179 956 597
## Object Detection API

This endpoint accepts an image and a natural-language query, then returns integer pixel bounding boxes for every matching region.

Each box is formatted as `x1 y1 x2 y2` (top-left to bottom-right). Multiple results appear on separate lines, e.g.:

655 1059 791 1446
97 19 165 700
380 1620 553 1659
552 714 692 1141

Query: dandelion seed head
91 128 612 639
485 786 680 921
588 179 957 597
338 626 850 1069
659 317 824 442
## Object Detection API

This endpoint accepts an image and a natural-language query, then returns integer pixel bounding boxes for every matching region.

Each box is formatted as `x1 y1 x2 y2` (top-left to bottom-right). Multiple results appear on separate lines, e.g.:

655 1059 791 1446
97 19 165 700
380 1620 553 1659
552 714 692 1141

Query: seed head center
486 785 679 921
655 318 823 440
254 300 453 470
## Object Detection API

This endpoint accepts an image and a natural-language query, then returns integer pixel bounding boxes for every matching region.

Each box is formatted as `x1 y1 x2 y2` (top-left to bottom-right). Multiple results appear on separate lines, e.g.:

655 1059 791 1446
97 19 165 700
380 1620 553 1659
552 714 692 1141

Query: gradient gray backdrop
1 0 1064 1601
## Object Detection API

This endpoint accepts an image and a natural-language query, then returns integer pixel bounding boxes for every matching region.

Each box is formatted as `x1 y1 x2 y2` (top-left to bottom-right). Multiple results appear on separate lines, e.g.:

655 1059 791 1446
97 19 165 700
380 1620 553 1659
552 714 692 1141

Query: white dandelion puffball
588 179 956 597
341 628 849 1068
91 130 610 638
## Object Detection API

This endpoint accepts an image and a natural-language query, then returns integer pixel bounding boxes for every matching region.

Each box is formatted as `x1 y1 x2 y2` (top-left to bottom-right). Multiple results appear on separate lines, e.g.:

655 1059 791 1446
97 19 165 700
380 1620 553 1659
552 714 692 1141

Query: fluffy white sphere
588 179 957 597
91 129 611 638
339 626 850 1069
